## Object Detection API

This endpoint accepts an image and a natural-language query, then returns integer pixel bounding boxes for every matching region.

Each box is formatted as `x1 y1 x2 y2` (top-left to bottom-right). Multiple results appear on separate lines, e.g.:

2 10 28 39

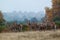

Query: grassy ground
0 30 60 40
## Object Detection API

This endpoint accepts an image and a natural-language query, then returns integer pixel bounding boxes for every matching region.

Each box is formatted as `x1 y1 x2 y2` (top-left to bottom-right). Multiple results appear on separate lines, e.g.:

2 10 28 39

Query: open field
0 30 60 40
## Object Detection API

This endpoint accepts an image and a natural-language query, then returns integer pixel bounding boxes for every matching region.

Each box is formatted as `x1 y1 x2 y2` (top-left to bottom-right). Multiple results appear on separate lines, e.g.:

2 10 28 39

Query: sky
0 0 52 12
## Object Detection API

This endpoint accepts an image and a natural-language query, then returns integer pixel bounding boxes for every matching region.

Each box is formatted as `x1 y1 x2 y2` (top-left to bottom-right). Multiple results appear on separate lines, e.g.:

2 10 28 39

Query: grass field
0 30 60 40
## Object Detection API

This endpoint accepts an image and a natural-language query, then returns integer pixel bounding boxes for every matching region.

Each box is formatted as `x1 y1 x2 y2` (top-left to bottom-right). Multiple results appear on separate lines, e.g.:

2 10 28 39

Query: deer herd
2 22 57 32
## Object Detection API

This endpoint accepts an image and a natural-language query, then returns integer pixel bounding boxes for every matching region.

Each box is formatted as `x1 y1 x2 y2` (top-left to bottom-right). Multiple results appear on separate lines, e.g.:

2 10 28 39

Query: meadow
0 30 60 40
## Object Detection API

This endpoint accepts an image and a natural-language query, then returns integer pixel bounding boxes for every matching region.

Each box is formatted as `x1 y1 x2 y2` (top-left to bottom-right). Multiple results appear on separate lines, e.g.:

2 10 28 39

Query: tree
0 11 6 32
0 11 5 23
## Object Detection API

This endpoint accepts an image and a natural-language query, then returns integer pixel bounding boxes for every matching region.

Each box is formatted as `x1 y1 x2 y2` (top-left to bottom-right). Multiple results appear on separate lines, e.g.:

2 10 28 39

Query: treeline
0 11 60 33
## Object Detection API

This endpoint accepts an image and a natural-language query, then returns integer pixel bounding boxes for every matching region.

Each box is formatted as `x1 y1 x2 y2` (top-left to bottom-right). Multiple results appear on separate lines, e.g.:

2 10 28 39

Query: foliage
0 11 4 23
53 16 60 21
58 1 60 5
55 21 60 25
0 11 6 32
53 16 60 25
22 25 29 31
0 25 6 33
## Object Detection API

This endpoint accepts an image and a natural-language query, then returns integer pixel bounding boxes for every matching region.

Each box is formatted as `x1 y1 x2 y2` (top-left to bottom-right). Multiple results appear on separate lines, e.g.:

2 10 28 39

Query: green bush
53 16 60 25
55 21 60 25
53 16 60 21
0 25 6 33
22 25 29 31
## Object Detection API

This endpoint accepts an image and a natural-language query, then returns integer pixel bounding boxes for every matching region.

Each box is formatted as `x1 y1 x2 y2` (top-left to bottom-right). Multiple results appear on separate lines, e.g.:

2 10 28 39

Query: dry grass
0 30 60 40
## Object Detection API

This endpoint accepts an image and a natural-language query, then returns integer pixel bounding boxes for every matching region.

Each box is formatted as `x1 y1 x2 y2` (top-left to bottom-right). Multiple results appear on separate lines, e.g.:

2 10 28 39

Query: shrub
55 21 60 25
53 16 60 21
53 16 60 26
0 25 6 33
22 25 29 31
